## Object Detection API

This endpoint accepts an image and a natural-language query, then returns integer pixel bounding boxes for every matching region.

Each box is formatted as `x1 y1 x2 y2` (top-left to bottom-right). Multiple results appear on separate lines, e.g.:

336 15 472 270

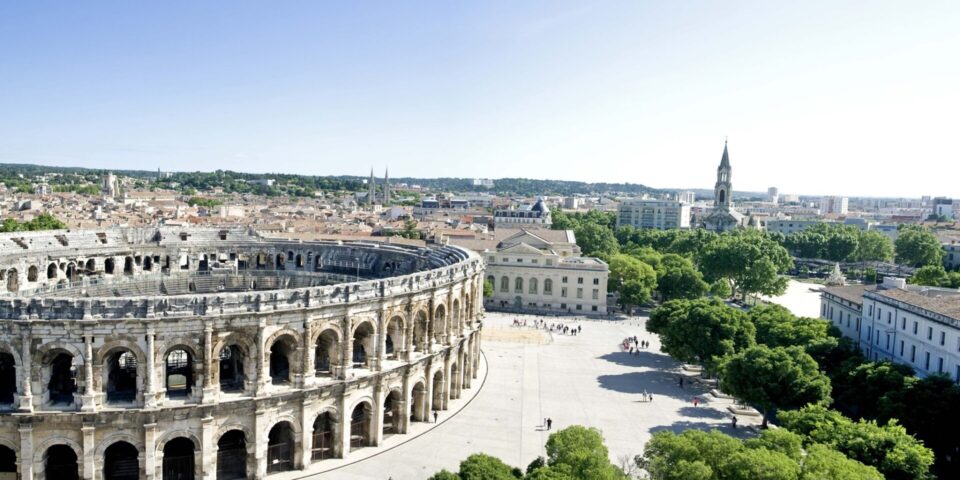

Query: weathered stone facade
0 227 484 480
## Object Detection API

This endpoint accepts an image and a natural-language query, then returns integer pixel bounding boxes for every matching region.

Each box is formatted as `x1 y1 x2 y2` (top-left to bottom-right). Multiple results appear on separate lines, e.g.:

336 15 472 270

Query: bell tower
714 140 732 208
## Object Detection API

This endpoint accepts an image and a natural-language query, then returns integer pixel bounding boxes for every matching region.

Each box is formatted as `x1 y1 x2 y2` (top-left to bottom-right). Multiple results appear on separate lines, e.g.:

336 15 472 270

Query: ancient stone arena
0 227 483 480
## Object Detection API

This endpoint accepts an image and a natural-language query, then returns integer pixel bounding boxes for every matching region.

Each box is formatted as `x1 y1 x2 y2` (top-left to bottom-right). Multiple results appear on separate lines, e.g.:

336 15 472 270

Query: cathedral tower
714 140 732 208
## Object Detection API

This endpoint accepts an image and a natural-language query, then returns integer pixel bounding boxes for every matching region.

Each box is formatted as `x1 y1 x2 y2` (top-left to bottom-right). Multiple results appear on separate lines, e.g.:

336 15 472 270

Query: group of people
621 335 650 354
512 318 583 336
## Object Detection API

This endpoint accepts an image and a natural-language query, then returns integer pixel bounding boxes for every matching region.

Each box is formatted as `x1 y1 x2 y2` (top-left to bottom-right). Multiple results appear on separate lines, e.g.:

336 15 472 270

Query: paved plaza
305 311 757 480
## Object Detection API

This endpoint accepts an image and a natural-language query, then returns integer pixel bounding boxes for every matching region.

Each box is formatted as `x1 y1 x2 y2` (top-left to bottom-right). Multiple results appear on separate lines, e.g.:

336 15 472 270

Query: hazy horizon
2 1 958 198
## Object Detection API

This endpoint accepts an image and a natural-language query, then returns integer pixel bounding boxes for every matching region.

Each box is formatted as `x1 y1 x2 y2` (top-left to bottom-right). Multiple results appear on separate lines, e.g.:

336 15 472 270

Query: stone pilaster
82 423 96 480
144 328 157 408
18 423 33 480
19 331 33 412
202 323 216 404
144 422 157 479
81 334 96 412
200 416 215 480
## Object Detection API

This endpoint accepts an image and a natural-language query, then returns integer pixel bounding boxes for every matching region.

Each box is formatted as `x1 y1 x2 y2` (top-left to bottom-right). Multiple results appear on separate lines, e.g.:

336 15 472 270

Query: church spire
719 138 731 169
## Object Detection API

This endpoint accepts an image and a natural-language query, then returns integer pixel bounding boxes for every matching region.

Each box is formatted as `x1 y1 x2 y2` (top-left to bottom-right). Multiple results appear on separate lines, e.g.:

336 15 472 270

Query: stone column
400 370 411 434
425 361 435 415
144 422 157 479
442 354 452 410
301 398 314 468
18 423 33 480
254 408 268 479
19 331 33 412
446 290 455 345
371 383 383 446
342 316 353 377
145 328 157 408
255 318 267 396
402 305 414 361
338 392 350 458
426 298 435 352
301 321 313 388
202 323 216 403
200 416 215 480
82 423 96 480
81 334 96 412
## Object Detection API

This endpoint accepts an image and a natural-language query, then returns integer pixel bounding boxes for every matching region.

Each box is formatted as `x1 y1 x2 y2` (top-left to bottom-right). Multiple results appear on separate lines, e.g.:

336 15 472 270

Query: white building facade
616 199 691 230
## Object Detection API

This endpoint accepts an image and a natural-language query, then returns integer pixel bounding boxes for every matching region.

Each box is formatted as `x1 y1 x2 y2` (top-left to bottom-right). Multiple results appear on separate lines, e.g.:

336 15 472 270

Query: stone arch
158 435 198 480
451 298 462 334
384 315 405 359
382 387 404 436
312 326 341 377
348 398 374 451
412 309 429 353
155 430 202 456
431 369 444 411
266 420 298 473
35 438 82 480
215 428 250 480
6 268 18 292
36 341 83 406
0 349 16 405
311 407 340 461
410 379 428 422
0 436 16 476
351 320 376 368
28 265 39 282
97 340 147 405
161 344 197 399
433 302 447 343
84 258 96 274
213 333 257 393
264 329 302 386
47 262 59 279
123 256 134 275
101 439 141 480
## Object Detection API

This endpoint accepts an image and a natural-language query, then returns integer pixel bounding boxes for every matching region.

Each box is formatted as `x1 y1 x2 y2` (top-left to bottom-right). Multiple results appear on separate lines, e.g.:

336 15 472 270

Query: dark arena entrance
266 422 295 473
216 430 247 480
43 445 79 480
103 441 139 480
162 437 195 480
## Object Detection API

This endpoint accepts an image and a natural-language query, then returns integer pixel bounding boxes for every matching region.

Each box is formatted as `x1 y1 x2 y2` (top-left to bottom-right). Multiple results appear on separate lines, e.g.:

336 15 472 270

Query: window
502 258 508 262
500 276 509 293
901 318 906 330
925 352 930 370
517 258 523 263
544 279 553 295
576 288 583 299
560 303 567 310
928 326 933 341
900 340 904 357
593 278 599 285
577 277 583 284
938 357 944 373
546 259 553 266
913 321 918 334
488 256 495 263
561 287 567 298
576 304 582 310
910 345 916 362
887 312 892 324
592 289 599 300
821 304 826 316
856 318 861 332
877 308 881 319
562 276 568 283
956 365 960 383
531 259 538 264
529 278 538 295
592 306 598 311
868 304 874 316
514 277 524 293
940 331 946 346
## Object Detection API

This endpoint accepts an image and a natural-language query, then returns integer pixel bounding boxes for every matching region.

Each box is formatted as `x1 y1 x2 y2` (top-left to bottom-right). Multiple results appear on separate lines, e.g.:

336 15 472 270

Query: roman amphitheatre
0 226 483 479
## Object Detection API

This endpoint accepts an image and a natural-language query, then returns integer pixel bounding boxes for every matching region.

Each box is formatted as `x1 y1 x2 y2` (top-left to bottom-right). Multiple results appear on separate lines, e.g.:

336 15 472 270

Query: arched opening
544 278 553 295
411 381 427 422
275 253 286 270
218 345 245 392
452 299 462 333
47 352 76 405
450 362 460 399
266 422 295 473
198 254 209 272
385 316 404 359
432 370 444 411
500 276 509 292
514 276 523 293
311 412 336 461
269 335 296 385
85 258 96 274
0 445 14 477
433 304 446 344
719 189 726 205
382 390 402 436
47 263 58 279
143 256 153 272
528 278 538 294
43 445 78 480
351 323 375 368
5 269 17 293
295 254 304 268
314 330 339 376
105 350 138 404
216 431 246 480
28 265 38 282
256 252 267 269
413 311 429 353
161 437 195 480
103 441 139 480
123 257 134 275
0 352 15 405
349 402 371 451
105 258 116 274
164 349 193 398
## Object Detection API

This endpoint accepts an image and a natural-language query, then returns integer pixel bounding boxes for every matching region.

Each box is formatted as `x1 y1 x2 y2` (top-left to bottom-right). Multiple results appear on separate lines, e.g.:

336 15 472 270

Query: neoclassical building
0 227 484 480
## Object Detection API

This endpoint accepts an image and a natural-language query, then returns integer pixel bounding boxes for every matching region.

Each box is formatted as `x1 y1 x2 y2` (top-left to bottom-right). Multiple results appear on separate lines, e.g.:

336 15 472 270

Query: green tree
779 405 934 480
639 429 741 480
894 226 944 267
427 470 461 480
655 253 708 300
648 299 755 371
718 447 800 480
910 264 949 286
800 444 884 480
855 230 894 262
699 232 792 299
457 453 519 480
709 279 732 299
542 426 624 480
832 361 913 419
607 253 657 308
745 429 804 462
877 375 960 477
483 279 494 298
747 305 834 351
574 222 618 257
719 345 832 426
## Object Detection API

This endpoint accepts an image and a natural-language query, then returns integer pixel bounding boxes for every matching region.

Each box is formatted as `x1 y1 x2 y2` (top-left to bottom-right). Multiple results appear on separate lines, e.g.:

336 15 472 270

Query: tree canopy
647 298 755 371
699 231 792 298
894 226 944 267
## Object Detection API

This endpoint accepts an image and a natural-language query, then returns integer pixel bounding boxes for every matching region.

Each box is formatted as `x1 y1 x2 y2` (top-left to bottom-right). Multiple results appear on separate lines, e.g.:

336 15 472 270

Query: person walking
731 416 738 429
678 376 684 388
693 397 699 407
546 418 553 430
433 411 439 423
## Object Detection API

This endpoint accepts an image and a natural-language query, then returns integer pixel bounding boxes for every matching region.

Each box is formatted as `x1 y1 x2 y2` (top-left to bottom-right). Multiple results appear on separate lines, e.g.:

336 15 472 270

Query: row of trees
781 223 893 262
648 300 945 478
552 211 795 309
0 213 67 232
428 426 626 480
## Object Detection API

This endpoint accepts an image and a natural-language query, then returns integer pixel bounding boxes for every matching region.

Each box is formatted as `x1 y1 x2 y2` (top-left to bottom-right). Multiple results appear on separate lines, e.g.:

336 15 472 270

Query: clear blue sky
1 1 958 197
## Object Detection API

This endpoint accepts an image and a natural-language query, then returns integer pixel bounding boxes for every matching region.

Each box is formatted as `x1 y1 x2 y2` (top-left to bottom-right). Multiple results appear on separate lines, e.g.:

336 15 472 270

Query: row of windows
493 276 599 299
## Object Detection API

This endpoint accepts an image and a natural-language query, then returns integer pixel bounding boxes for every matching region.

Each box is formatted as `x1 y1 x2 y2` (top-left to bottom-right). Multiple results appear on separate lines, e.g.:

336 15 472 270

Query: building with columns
0 227 484 479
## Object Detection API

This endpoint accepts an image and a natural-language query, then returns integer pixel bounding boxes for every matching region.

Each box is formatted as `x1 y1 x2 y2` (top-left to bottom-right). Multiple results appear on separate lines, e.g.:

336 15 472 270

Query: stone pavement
300 312 757 479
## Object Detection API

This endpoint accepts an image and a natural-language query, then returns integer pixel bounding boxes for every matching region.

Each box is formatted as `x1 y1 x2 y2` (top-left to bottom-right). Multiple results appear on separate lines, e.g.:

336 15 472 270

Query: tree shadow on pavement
677 406 728 419
649 420 756 440
597 370 714 397
596 351 676 370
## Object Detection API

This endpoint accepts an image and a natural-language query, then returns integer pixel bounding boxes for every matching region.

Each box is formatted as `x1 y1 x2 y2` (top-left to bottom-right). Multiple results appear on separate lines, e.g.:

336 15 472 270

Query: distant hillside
0 163 660 197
